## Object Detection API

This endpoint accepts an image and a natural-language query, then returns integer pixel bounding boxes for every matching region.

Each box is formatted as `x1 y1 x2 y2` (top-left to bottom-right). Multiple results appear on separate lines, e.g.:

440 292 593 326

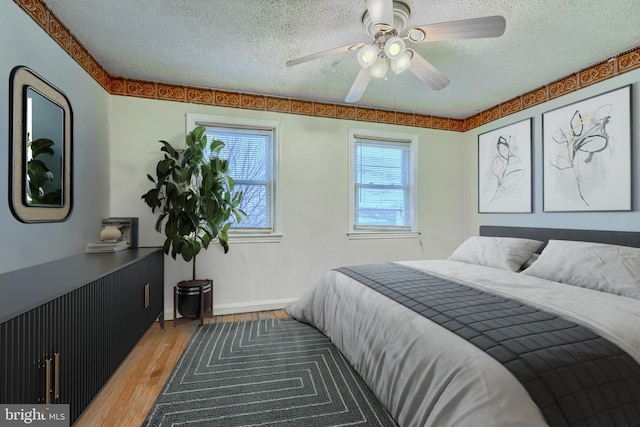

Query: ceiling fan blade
365 0 394 29
345 67 372 103
408 15 506 42
408 50 450 91
286 43 365 67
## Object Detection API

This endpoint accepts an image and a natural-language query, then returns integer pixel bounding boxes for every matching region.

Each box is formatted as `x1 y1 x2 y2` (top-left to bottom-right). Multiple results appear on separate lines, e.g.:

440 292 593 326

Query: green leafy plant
27 137 62 204
142 126 245 280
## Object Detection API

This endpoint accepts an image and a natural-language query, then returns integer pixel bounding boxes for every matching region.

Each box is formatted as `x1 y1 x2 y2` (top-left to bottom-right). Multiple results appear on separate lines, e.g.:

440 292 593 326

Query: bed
286 226 640 427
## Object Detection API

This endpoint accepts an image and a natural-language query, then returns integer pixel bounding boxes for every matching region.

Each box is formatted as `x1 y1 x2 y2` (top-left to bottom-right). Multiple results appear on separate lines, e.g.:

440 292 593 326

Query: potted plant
142 126 245 318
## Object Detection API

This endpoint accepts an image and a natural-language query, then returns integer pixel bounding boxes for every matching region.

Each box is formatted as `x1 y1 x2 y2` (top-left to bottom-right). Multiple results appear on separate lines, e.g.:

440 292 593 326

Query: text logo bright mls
1 406 69 426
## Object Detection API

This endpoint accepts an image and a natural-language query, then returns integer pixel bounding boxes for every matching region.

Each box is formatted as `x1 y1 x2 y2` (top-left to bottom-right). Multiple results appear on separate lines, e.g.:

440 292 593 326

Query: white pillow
448 236 544 272
522 240 640 300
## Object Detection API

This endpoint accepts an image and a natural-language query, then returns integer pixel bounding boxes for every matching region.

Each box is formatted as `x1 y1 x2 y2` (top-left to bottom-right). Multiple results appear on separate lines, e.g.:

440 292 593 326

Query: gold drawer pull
54 353 60 400
45 358 52 404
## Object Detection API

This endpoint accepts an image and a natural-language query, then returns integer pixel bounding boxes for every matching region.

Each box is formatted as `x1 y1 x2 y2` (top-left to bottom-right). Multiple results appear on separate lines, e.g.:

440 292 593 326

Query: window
349 129 418 238
186 114 280 240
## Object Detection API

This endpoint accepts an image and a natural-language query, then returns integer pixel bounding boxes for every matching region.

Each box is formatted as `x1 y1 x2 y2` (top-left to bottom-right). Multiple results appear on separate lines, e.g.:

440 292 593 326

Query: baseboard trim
213 298 299 316
163 297 298 320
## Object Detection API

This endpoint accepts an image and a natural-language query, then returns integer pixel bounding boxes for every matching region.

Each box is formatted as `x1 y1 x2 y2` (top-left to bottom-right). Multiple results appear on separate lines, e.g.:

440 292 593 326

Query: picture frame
542 85 631 212
478 118 532 213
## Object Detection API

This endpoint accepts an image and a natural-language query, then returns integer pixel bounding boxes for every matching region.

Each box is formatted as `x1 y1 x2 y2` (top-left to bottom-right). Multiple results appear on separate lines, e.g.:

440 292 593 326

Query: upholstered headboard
479 225 640 252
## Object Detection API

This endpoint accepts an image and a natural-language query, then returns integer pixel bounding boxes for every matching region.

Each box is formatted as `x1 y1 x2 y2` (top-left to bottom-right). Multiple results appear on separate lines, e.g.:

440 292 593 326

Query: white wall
465 70 640 233
109 97 468 315
0 2 111 274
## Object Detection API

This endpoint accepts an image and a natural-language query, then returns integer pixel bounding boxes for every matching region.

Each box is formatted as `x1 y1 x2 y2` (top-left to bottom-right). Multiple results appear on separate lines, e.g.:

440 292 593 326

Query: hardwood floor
75 310 290 426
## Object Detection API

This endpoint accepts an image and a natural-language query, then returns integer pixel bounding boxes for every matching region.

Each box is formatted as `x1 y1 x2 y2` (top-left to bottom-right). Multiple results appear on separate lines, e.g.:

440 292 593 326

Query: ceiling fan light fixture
390 52 411 74
369 56 388 78
357 45 379 68
384 36 405 59
287 1 506 102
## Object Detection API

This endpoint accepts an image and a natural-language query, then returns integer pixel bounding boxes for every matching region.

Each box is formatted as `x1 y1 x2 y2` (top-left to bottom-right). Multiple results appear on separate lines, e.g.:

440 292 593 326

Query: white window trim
348 128 419 240
346 231 421 240
186 113 282 243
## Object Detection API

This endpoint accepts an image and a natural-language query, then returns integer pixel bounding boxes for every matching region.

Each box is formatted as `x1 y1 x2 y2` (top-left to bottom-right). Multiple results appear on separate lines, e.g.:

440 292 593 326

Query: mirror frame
9 66 73 223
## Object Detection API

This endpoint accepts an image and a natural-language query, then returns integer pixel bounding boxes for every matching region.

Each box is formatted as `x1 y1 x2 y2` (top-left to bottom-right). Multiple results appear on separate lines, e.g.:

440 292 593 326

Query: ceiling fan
286 0 506 103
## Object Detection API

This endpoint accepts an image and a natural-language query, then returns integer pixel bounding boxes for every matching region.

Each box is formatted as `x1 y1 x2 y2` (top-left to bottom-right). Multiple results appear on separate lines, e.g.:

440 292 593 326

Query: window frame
348 128 420 240
186 113 281 243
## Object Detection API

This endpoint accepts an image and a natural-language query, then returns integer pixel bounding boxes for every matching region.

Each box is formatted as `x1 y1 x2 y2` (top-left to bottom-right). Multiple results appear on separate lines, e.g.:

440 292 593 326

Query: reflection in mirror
26 87 65 206
10 66 72 223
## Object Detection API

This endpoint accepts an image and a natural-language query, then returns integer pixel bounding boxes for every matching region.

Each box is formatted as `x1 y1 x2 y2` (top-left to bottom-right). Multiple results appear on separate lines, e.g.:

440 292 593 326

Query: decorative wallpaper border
14 0 640 132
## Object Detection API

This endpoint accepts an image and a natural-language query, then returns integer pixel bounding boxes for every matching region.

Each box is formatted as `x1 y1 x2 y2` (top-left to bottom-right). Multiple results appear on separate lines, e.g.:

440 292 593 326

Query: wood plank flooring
75 310 290 427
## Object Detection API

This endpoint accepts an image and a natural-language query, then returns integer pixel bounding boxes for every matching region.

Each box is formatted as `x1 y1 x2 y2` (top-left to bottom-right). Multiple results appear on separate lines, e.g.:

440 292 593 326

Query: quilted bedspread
287 260 640 427
336 263 640 427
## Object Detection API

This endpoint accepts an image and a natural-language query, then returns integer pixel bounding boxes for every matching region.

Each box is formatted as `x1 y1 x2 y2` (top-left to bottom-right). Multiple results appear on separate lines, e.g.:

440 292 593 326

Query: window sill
347 231 421 240
228 233 283 244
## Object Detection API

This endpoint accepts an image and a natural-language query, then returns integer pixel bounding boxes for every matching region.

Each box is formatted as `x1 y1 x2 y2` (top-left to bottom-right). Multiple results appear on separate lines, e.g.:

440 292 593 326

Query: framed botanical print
478 118 532 213
542 85 631 212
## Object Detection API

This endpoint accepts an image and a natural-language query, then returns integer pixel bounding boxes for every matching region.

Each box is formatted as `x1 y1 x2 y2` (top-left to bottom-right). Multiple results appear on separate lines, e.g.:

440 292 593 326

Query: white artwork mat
543 85 631 212
478 118 532 213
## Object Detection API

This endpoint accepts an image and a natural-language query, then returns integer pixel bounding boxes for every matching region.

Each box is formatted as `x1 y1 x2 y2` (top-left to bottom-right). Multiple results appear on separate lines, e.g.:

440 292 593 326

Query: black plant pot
176 279 212 318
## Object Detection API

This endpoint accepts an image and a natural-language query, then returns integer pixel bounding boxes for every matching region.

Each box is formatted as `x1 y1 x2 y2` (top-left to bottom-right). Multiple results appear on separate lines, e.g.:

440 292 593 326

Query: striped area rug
143 318 397 426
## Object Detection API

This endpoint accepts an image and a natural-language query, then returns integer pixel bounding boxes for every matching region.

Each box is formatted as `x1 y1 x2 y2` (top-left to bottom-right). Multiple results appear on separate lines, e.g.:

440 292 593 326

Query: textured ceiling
41 0 640 119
